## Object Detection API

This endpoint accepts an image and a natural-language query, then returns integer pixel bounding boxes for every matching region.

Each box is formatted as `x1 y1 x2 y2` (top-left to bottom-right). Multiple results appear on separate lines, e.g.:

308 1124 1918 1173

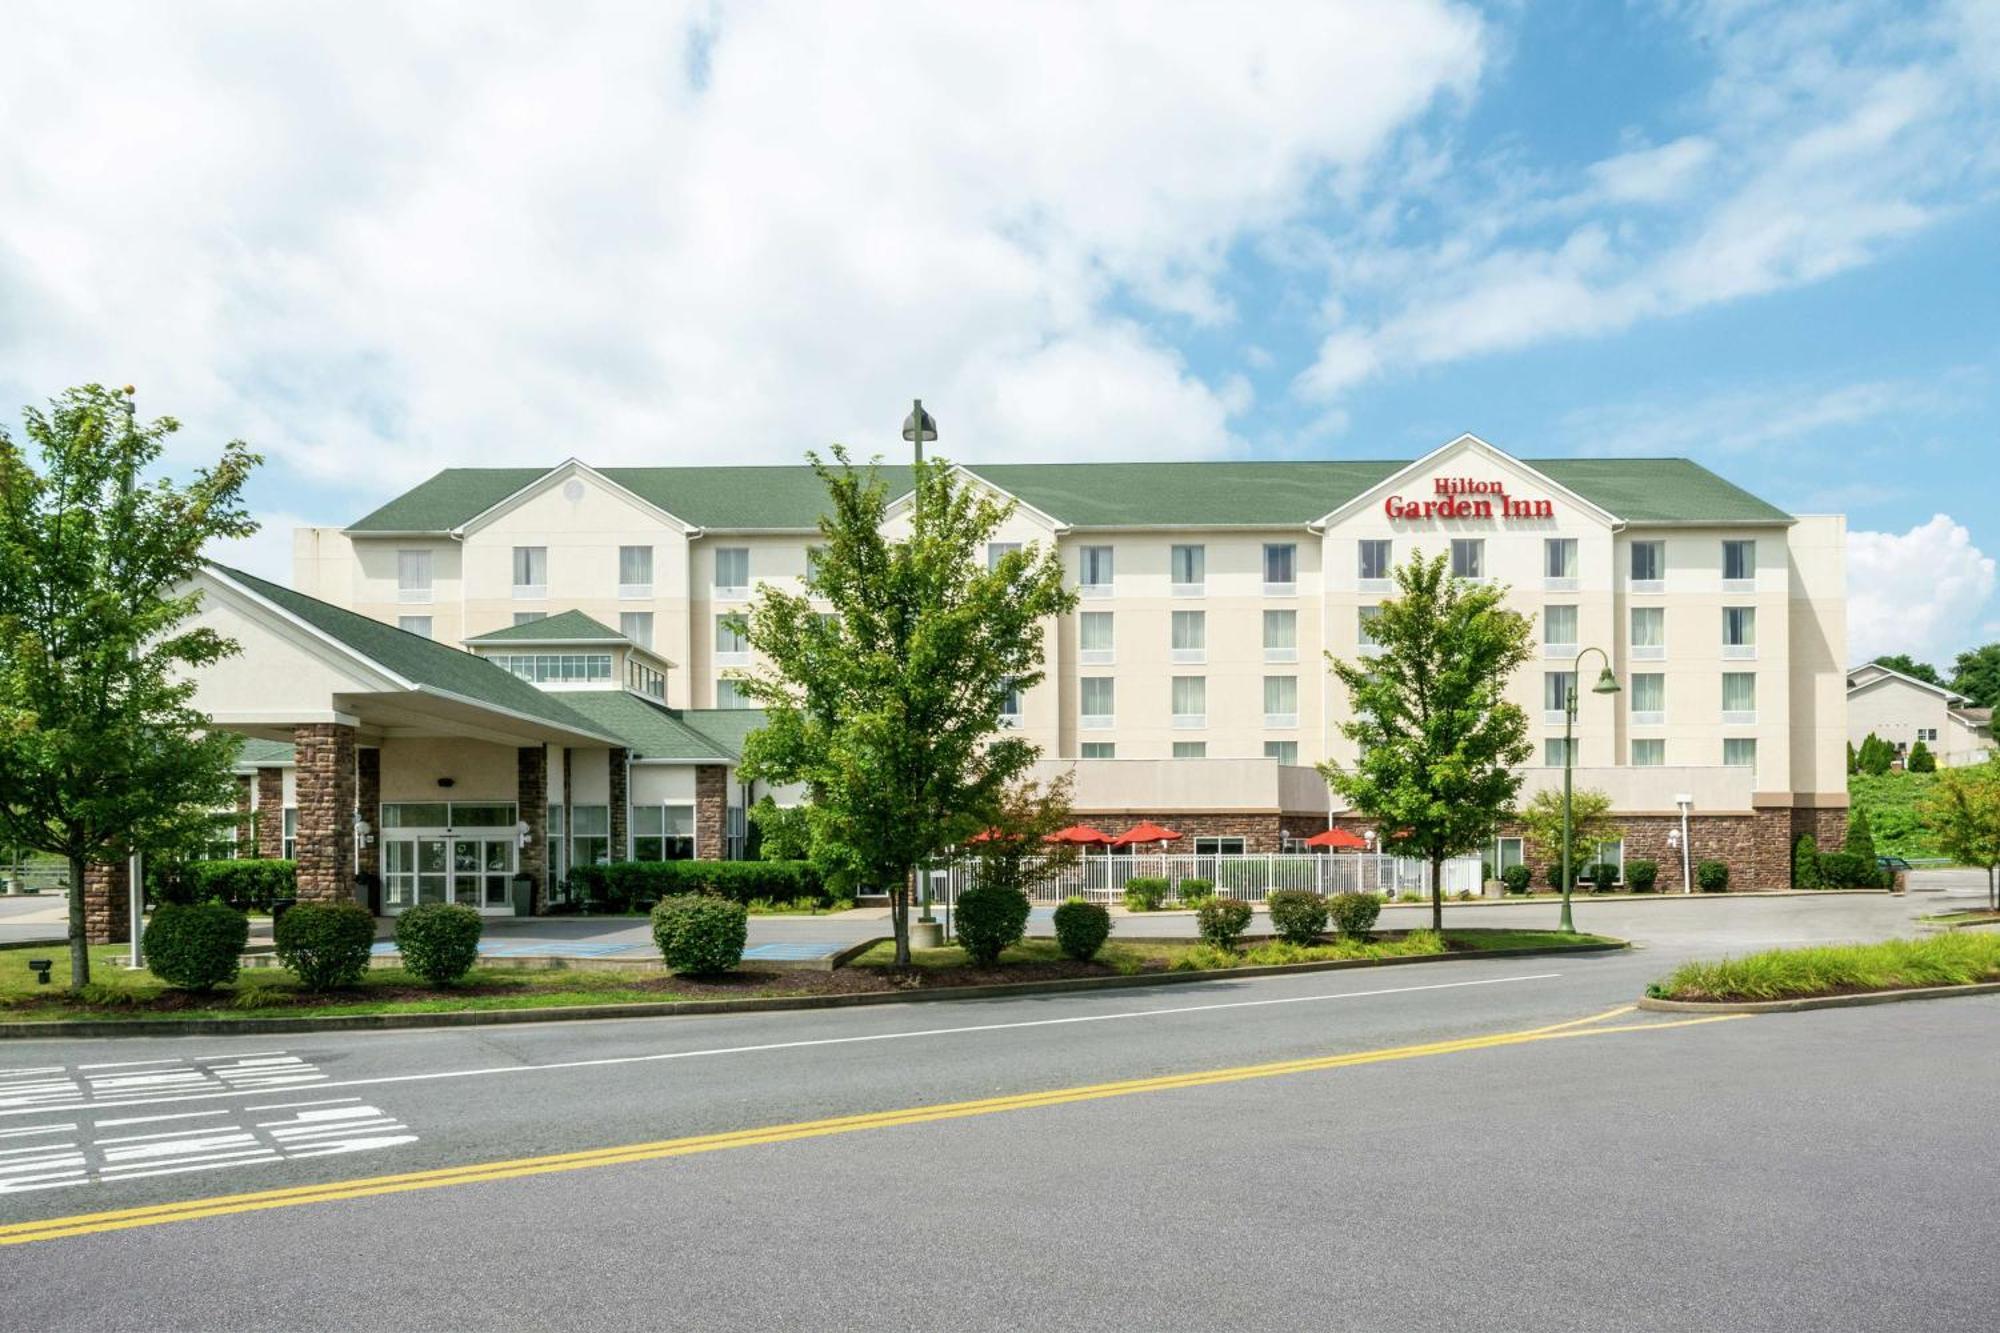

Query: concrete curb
1637 980 2000 1015
0 939 1627 1040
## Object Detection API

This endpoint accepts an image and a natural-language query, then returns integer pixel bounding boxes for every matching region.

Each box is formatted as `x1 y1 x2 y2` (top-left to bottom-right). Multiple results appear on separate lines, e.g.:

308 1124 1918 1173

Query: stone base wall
357 748 382 881
234 775 254 854
609 748 629 864
255 767 285 858
695 765 727 861
294 722 357 903
83 860 132 945
1489 809 1802 891
518 747 548 914
1082 812 1289 853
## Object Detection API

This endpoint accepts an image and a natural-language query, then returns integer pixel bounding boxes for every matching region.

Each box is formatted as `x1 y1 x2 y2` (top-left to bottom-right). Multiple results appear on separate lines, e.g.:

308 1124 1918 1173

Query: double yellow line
0 1005 1734 1247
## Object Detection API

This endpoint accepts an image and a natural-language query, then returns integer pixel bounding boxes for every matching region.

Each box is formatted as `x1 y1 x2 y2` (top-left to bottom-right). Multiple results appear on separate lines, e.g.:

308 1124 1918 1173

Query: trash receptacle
271 897 298 927
511 873 535 917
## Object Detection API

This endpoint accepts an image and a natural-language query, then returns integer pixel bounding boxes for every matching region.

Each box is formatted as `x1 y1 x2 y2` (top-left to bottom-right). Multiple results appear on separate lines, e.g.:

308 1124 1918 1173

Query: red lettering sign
1383 477 1554 521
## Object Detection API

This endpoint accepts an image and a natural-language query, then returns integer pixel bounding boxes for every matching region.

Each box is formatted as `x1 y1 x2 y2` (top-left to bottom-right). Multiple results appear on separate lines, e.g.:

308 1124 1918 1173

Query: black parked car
1877 855 1913 874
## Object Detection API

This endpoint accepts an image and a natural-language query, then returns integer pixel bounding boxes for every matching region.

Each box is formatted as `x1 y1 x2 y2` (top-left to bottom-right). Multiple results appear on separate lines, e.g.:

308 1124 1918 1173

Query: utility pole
119 386 145 970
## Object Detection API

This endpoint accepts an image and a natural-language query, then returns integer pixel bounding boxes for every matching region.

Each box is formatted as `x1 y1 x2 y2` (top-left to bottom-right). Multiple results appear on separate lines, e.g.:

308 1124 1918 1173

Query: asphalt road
3 880 1996 1331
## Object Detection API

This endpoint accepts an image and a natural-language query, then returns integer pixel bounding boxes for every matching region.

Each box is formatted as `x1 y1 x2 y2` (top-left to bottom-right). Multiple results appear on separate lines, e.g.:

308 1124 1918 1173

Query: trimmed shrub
650 894 749 974
1845 808 1878 863
1583 861 1619 892
1266 890 1329 945
1196 896 1254 949
1176 877 1215 907
1052 898 1113 961
1817 849 1882 889
1907 740 1937 773
1121 876 1170 912
1696 860 1730 893
1793 835 1823 890
143 902 249 991
1544 863 1567 890
1330 891 1384 938
954 885 1032 965
1626 859 1659 893
568 860 825 912
394 903 484 985
274 901 377 991
1501 864 1533 894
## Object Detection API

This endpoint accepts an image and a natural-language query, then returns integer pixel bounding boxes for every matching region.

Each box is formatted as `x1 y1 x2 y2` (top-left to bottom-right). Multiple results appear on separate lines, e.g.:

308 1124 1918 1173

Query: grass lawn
1 927 1616 1025
1649 933 2000 1002
1847 771 1943 860
1918 910 2000 926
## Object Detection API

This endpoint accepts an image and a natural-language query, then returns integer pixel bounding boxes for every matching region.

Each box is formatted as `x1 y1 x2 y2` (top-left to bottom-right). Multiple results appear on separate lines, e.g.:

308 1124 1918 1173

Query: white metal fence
924 852 1484 907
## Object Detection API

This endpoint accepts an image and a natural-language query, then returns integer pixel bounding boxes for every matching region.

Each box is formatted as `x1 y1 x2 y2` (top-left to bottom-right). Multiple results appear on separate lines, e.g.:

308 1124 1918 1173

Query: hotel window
1629 672 1665 725
620 612 654 650
1358 606 1384 653
1263 609 1298 663
1593 840 1626 882
1631 606 1665 660
1173 741 1208 759
713 547 750 597
1450 538 1484 581
986 541 1021 571
571 805 610 868
1171 544 1206 595
1491 836 1524 872
1724 737 1758 770
631 805 696 861
1079 611 1115 664
1722 671 1757 724
1917 727 1938 742
1722 607 1757 659
1545 738 1574 766
397 615 433 639
1264 740 1299 765
998 682 1023 726
806 545 827 583
493 653 612 683
1081 742 1116 759
281 808 297 860
1358 538 1393 588
512 546 548 599
513 611 548 627
1630 541 1665 590
396 549 433 602
1171 676 1206 729
1544 605 1578 655
717 678 754 709
627 658 666 699
1544 671 1575 722
1544 538 1578 589
1263 676 1298 728
1078 545 1114 597
1080 677 1115 729
1194 836 1244 854
1722 539 1756 588
1171 610 1206 664
1631 738 1665 767
618 545 654 598
716 613 749 663
1262 543 1297 595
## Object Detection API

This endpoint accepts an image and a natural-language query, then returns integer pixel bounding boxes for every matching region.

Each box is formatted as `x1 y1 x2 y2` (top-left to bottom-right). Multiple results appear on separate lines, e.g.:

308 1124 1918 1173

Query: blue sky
2 0 1996 666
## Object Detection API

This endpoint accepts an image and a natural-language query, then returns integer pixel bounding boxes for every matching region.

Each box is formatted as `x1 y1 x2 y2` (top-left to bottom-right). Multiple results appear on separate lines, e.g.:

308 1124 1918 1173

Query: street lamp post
901 400 942 940
1560 646 1621 934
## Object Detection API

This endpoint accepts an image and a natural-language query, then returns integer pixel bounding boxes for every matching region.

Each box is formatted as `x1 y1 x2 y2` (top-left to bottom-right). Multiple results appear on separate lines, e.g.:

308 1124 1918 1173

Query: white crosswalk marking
0 1052 327 1112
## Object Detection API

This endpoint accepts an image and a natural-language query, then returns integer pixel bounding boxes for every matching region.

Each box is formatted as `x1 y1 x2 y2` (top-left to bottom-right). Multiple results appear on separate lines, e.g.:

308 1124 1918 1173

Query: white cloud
1848 515 1998 666
1584 136 1717 205
1558 374 1953 457
0 0 1484 489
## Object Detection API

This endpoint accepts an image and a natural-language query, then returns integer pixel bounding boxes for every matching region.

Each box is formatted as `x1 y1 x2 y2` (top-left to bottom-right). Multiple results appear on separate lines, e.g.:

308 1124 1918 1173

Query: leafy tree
1951 643 2000 710
746 796 813 862
737 449 1074 965
0 386 258 987
1845 807 1877 862
1907 739 1937 773
1919 760 2000 911
1319 550 1533 932
965 770 1084 897
1871 654 1942 686
1856 732 1896 777
1516 786 1614 890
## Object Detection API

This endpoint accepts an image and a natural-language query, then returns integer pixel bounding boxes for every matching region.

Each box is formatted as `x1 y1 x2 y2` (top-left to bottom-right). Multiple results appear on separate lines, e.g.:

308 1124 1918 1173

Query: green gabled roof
553 693 751 761
465 610 626 644
344 456 1789 533
232 737 295 769
208 564 619 742
676 708 768 759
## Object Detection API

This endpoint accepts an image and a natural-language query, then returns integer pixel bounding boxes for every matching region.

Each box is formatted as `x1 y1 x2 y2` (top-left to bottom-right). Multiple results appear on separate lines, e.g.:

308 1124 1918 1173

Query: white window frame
1544 671 1575 725
1170 609 1206 664
1358 606 1384 655
1078 611 1115 665
1079 677 1115 730
1080 742 1116 760
1543 605 1578 658
396 549 433 603
986 541 1022 571
1630 606 1665 661
998 682 1023 728
1629 540 1665 593
1078 545 1114 598
713 547 750 600
1171 676 1206 730
1262 543 1297 596
1724 737 1758 770
1170 544 1206 597
1358 539 1393 593
619 611 655 651
397 615 433 639
511 546 548 601
1264 740 1299 766
1263 609 1298 664
1721 539 1756 591
1722 606 1757 660
1631 738 1666 767
716 677 753 710
618 545 654 599
1544 538 1578 591
1450 538 1485 582
1172 741 1208 760
1629 672 1665 726
1262 675 1298 730
1721 671 1757 725
715 612 750 666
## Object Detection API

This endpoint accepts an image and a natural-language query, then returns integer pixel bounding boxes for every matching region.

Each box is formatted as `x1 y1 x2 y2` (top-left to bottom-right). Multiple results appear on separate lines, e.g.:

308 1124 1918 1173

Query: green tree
1845 807 1878 862
1907 739 1937 773
737 449 1074 965
1871 654 1942 686
0 386 259 987
1919 761 2000 911
965 770 1084 897
1847 741 1858 776
1857 732 1895 777
1516 786 1614 890
745 796 813 862
1319 550 1533 932
1792 834 1822 890
1951 643 2000 710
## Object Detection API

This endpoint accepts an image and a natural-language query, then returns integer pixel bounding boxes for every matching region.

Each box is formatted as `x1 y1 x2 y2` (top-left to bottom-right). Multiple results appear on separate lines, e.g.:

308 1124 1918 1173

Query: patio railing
925 852 1484 907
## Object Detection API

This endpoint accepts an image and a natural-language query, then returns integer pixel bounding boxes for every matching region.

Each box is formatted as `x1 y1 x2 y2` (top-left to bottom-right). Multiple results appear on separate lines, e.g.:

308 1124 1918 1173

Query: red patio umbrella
965 828 1010 845
1302 827 1367 850
1109 821 1184 849
1044 824 1113 847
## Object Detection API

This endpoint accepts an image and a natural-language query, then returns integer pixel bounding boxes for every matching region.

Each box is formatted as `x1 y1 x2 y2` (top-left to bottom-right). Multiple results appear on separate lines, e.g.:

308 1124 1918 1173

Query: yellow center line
0 1009 1745 1247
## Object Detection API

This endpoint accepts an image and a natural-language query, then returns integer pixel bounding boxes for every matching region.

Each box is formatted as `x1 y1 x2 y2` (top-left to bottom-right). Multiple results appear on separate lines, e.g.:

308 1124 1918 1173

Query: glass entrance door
416 838 449 905
383 835 516 915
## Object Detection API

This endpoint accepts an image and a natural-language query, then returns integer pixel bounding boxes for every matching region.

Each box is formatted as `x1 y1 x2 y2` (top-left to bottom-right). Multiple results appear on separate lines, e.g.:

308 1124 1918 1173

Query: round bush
1121 876 1170 912
1176 877 1215 907
650 894 748 975
1696 859 1730 893
1544 863 1566 890
274 900 378 991
1266 890 1329 945
394 903 484 985
1625 859 1659 893
1501 864 1533 894
144 901 250 991
1052 898 1113 961
1330 891 1384 938
1196 896 1254 949
955 885 1032 965
1587 861 1621 892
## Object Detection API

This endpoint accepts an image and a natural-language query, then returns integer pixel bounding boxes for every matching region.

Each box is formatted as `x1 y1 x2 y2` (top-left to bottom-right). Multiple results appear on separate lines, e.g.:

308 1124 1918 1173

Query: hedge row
155 859 297 910
567 860 825 911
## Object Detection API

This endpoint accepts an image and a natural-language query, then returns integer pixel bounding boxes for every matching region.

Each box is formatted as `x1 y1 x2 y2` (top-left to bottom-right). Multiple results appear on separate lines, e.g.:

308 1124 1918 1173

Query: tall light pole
1560 646 1621 934
900 400 942 942
118 386 146 969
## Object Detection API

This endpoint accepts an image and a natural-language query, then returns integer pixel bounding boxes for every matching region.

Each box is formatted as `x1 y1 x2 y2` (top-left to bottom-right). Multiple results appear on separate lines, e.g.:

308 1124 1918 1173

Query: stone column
608 747 629 862
234 774 254 855
561 748 575 891
695 764 727 861
255 767 285 858
82 860 132 945
518 746 548 914
356 747 382 880
294 722 357 903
